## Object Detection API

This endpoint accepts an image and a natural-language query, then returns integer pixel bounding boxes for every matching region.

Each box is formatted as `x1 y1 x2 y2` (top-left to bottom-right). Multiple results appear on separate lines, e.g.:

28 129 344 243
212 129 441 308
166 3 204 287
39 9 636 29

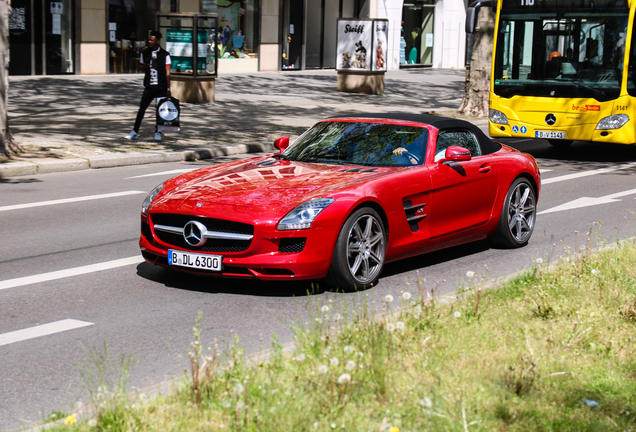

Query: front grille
279 237 306 253
151 213 254 252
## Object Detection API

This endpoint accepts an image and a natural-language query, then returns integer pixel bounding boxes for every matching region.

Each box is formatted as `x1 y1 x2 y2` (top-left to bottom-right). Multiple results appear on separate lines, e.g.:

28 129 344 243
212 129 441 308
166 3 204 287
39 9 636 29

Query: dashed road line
0 319 94 347
0 191 145 212
542 162 636 185
0 256 144 291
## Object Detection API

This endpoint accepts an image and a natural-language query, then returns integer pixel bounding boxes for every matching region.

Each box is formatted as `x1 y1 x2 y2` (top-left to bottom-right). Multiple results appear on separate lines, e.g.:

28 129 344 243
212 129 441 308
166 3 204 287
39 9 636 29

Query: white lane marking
0 319 94 347
542 161 636 185
0 191 146 212
0 256 144 291
540 169 552 173
539 187 636 215
126 169 196 179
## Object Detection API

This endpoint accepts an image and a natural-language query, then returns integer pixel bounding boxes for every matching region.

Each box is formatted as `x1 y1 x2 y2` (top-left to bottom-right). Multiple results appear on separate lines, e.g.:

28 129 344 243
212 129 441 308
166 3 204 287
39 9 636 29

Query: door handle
479 164 491 173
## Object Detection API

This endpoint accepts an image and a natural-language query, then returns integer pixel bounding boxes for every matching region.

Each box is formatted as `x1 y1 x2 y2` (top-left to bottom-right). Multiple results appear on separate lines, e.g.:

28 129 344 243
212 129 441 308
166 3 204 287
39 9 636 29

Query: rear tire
489 178 536 248
325 207 387 291
548 139 573 147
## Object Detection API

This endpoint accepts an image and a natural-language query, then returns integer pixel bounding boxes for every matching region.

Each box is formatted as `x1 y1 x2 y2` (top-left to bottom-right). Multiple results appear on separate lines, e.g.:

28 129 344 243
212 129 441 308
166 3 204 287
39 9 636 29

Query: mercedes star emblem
545 114 557 126
183 220 207 247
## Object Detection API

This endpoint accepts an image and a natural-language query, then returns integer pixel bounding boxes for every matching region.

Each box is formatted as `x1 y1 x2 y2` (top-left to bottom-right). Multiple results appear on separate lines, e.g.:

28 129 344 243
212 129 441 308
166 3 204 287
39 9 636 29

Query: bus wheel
548 139 573 147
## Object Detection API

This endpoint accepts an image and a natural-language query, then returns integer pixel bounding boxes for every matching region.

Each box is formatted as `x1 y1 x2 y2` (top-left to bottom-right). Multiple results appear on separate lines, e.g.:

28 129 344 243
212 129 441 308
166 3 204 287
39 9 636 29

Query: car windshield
493 12 629 102
281 121 429 167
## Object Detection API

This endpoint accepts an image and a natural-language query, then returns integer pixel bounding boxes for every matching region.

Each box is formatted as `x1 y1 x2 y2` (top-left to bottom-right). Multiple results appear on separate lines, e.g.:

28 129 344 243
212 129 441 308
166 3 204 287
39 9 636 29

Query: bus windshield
493 11 629 102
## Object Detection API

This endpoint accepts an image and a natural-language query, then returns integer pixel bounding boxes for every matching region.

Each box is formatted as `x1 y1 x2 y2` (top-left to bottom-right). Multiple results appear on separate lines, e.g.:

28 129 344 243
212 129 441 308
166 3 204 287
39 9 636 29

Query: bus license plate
535 131 565 139
168 250 222 271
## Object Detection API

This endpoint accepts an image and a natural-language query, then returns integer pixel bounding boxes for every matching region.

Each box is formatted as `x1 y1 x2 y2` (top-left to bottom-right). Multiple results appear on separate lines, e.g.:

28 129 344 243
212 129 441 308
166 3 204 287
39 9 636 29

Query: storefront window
108 0 176 73
201 0 259 60
401 1 434 67
9 0 75 75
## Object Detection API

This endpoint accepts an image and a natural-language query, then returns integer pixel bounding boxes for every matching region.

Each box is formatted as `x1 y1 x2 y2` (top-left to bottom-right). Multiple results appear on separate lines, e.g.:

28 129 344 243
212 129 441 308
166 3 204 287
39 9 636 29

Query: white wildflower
466 271 475 278
314 422 319 429
235 400 245 410
402 292 412 301
222 399 232 408
420 397 433 408
322 347 331 355
234 382 244 395
344 345 354 354
295 353 306 362
592 269 597 275
454 311 461 318
330 357 339 367
318 365 329 374
396 321 405 331
321 305 330 313
536 258 543 264
345 360 356 371
386 322 396 332
88 419 98 427
337 373 351 384
384 294 394 303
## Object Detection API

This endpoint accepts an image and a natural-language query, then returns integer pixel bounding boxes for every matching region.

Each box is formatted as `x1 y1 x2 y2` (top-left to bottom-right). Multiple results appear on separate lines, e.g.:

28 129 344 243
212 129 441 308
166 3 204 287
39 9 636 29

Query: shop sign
50 2 63 14
337 19 389 72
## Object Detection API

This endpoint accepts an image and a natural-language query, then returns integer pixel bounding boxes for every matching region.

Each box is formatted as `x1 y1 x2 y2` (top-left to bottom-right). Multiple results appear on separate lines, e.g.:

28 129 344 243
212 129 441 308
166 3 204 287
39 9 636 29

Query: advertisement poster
337 20 373 71
372 20 388 71
166 29 210 72
202 0 240 56
337 19 388 72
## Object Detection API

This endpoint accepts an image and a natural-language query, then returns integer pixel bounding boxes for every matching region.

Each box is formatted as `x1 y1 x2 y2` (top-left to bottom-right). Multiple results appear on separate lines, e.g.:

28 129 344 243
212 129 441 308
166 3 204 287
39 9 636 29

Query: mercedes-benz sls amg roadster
140 114 540 291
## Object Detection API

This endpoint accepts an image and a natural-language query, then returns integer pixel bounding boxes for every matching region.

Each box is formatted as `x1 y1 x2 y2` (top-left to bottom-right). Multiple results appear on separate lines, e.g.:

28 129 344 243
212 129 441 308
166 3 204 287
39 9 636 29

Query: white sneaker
154 132 162 141
125 131 138 140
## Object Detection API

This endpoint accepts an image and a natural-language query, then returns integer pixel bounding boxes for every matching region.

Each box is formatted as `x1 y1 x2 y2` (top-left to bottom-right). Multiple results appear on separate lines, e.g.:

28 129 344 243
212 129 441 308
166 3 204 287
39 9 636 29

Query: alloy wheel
346 214 385 284
507 181 536 244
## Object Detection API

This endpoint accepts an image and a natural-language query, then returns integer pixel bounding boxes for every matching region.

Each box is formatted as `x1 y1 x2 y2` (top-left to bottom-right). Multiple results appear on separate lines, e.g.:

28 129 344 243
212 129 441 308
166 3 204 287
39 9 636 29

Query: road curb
0 143 275 178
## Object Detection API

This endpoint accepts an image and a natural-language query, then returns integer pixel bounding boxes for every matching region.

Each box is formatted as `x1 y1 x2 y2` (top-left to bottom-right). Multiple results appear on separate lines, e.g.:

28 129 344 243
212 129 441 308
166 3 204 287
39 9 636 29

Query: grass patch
53 242 636 431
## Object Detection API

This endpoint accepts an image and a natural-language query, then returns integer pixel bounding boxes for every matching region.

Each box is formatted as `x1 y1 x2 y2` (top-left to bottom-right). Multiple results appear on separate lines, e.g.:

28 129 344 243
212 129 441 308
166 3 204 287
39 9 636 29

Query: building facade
8 0 468 76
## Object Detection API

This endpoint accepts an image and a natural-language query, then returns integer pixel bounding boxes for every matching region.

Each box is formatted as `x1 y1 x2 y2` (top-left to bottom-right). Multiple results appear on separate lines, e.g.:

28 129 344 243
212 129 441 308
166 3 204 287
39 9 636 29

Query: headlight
596 114 629 130
141 183 164 215
489 109 509 125
278 198 335 230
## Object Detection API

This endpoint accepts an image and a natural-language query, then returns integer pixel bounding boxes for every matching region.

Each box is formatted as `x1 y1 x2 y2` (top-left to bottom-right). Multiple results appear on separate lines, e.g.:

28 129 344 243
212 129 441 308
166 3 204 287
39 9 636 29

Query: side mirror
465 0 495 34
274 136 290 153
439 146 472 163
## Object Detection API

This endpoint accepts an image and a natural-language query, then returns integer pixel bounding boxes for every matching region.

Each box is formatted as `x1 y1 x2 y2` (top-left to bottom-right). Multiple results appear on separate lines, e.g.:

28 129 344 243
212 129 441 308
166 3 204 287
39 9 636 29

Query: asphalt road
2 140 636 430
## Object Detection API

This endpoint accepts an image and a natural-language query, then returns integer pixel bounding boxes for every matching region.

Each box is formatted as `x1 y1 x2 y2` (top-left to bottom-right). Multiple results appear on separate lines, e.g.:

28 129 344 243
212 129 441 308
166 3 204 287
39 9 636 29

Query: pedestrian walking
125 31 172 142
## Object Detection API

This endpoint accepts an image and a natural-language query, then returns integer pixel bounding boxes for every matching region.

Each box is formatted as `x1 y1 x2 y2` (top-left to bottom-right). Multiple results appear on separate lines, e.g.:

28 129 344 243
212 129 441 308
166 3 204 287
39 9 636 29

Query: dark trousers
133 86 166 133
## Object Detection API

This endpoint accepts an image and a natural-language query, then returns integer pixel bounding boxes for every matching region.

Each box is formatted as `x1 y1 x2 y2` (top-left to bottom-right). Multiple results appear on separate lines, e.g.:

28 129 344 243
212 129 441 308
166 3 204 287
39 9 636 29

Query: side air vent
403 201 427 232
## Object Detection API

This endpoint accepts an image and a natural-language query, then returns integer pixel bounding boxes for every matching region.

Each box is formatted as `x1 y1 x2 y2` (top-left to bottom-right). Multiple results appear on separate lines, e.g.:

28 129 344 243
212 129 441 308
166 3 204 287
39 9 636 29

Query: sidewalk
1 69 478 177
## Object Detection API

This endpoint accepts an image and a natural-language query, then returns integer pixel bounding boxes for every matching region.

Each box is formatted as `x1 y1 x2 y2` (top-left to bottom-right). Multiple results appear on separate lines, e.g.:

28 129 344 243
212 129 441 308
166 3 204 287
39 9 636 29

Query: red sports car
140 114 540 291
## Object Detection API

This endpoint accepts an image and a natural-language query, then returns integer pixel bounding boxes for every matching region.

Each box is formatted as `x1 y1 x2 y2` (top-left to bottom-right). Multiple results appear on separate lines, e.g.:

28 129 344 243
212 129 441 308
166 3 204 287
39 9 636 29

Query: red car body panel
140 117 540 282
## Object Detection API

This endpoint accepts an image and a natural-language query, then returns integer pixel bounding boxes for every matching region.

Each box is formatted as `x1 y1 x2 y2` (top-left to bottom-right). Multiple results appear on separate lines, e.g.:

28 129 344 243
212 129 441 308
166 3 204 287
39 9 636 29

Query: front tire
489 178 536 248
326 207 387 291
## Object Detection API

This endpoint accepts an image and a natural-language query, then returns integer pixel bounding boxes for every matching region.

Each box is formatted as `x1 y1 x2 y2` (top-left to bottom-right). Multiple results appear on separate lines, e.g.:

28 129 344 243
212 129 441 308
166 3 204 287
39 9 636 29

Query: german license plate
168 250 222 271
535 131 566 139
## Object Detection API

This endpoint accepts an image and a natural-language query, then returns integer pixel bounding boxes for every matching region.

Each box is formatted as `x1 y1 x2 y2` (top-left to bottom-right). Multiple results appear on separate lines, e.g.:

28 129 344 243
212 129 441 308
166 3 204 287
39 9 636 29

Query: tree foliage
458 6 495 118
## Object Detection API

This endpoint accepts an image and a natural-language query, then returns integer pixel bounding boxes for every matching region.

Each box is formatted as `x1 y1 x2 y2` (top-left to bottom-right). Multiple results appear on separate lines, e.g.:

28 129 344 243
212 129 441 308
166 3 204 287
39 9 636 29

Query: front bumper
139 216 340 281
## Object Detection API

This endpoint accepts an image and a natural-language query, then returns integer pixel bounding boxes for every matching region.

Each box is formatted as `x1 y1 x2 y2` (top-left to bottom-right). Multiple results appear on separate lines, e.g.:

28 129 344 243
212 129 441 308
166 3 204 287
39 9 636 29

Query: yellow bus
467 0 636 147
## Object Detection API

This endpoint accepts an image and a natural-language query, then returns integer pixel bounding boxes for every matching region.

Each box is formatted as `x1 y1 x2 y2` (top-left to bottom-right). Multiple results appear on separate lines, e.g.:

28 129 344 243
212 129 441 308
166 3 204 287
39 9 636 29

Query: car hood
151 157 398 218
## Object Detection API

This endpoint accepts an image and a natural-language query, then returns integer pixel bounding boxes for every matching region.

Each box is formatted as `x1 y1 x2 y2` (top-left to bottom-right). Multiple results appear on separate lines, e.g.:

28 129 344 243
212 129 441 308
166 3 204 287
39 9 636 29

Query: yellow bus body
488 0 636 145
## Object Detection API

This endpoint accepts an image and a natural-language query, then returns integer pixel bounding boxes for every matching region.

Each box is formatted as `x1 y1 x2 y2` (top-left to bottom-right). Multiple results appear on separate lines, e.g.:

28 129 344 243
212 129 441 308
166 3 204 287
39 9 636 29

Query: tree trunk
0 0 17 158
458 6 495 118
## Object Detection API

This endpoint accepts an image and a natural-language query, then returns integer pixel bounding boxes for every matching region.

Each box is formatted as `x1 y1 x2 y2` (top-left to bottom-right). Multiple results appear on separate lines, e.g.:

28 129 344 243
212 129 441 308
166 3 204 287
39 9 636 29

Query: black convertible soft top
329 113 502 155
